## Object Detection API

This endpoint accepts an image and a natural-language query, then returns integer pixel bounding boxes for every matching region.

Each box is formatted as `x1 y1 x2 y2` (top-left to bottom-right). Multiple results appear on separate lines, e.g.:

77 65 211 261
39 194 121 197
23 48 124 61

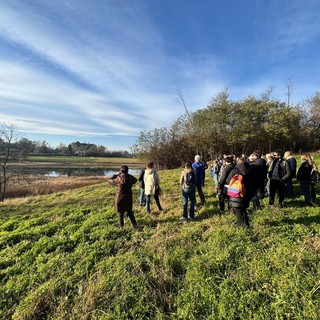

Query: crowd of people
108 151 319 229
208 150 318 227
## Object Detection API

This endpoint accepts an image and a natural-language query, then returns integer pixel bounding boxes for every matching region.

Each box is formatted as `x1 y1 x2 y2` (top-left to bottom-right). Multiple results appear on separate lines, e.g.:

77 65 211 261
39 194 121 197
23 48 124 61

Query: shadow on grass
269 214 320 226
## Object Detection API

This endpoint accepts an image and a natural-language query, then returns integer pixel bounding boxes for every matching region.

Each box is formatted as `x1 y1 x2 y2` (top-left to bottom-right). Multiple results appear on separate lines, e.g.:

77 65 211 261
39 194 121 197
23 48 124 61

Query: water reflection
19 167 140 177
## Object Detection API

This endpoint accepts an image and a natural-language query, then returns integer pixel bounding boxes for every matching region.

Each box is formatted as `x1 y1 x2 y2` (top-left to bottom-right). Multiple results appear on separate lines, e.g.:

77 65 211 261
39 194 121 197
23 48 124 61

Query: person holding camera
108 165 138 228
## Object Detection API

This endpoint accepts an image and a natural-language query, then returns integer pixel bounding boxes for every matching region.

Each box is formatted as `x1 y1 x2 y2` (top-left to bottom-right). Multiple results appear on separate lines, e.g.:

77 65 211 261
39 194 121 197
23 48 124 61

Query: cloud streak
0 0 319 149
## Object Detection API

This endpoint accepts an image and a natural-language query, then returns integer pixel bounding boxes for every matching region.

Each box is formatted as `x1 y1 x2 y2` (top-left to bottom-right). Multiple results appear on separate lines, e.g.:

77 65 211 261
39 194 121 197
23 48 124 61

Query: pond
13 167 140 178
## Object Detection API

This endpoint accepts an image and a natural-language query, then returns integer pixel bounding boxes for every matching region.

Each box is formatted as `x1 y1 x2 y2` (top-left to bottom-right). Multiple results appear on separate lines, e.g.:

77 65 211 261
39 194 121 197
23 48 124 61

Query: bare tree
0 123 20 201
175 89 196 134
284 79 294 108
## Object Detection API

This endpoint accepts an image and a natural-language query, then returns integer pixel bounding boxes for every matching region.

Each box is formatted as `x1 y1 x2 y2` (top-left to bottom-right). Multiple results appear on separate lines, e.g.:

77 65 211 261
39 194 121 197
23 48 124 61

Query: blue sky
1 0 320 151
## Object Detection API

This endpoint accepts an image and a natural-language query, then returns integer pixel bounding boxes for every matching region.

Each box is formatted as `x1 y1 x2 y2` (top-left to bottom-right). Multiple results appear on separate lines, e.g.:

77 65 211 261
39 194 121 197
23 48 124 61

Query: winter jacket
268 159 291 182
249 158 267 192
218 163 235 195
144 168 160 196
192 161 205 186
138 169 145 188
180 167 197 189
286 156 297 178
226 162 254 208
297 161 312 181
108 172 137 213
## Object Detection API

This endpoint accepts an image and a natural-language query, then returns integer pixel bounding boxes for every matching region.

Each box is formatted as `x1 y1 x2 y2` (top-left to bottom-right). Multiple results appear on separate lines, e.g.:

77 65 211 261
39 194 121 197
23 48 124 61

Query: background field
23 156 145 168
1 163 320 319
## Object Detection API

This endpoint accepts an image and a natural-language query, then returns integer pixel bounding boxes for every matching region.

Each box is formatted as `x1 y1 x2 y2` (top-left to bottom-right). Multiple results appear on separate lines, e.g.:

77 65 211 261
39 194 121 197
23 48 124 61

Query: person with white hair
192 155 206 205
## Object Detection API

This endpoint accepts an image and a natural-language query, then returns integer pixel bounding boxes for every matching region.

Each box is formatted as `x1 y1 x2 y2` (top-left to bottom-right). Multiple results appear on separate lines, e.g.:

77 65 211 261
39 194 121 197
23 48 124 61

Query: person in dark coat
249 150 267 209
138 168 146 206
217 155 235 214
296 153 314 206
226 156 254 228
310 155 319 201
108 165 138 228
268 151 291 208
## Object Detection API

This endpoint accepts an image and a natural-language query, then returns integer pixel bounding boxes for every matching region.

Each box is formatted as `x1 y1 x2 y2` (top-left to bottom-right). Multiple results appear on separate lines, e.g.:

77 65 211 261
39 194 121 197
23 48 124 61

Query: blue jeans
285 178 294 197
139 188 145 205
182 187 196 219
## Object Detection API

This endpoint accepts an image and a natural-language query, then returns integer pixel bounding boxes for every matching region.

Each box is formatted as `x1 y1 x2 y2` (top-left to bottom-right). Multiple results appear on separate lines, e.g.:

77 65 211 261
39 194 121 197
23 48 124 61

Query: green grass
1 169 320 319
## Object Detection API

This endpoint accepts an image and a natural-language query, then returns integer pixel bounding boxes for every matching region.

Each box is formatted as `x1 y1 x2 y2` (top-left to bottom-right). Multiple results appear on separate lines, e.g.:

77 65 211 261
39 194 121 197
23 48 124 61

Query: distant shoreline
12 156 145 169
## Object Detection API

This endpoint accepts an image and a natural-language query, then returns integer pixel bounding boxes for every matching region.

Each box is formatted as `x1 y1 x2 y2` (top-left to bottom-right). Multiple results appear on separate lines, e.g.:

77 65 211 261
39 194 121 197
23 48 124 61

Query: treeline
132 90 320 169
1 136 131 159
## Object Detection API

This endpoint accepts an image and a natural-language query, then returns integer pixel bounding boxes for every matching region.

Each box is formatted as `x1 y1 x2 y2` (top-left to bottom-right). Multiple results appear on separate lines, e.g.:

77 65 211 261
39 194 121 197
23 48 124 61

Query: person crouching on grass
108 165 138 229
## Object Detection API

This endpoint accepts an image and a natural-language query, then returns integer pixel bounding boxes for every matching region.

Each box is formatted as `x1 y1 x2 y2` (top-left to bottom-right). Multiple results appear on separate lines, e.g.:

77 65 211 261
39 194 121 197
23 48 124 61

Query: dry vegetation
5 176 107 198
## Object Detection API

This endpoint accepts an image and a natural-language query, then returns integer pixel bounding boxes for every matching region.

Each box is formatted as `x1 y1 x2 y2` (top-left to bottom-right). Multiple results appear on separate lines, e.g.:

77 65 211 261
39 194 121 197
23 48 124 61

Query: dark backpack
185 171 195 186
310 169 320 183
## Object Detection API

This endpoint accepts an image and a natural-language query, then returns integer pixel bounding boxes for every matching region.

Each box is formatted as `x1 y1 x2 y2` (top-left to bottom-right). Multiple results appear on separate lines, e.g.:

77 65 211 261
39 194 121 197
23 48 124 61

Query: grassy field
1 168 320 319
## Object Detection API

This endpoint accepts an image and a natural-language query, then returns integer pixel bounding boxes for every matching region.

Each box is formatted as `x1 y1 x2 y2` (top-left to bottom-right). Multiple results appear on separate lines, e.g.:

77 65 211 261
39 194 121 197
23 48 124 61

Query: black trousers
311 182 316 201
196 184 205 204
118 211 137 228
218 193 228 212
269 179 285 205
233 207 249 227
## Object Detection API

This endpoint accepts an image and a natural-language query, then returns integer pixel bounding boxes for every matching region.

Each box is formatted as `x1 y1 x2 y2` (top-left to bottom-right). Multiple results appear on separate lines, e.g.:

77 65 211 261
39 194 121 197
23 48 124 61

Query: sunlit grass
1 169 320 319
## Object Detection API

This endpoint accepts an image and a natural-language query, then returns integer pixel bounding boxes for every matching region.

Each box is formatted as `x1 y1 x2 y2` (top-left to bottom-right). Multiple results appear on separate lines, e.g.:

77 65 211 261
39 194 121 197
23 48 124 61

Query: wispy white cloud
0 0 319 149
0 1 227 138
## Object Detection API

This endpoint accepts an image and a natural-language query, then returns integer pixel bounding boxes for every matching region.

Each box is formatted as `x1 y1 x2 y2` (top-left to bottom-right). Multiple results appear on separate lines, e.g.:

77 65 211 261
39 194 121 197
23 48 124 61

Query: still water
20 167 140 177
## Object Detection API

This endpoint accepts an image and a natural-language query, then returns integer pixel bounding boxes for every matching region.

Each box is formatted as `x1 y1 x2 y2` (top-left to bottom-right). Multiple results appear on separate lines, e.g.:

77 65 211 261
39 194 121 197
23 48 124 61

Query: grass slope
1 169 320 320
